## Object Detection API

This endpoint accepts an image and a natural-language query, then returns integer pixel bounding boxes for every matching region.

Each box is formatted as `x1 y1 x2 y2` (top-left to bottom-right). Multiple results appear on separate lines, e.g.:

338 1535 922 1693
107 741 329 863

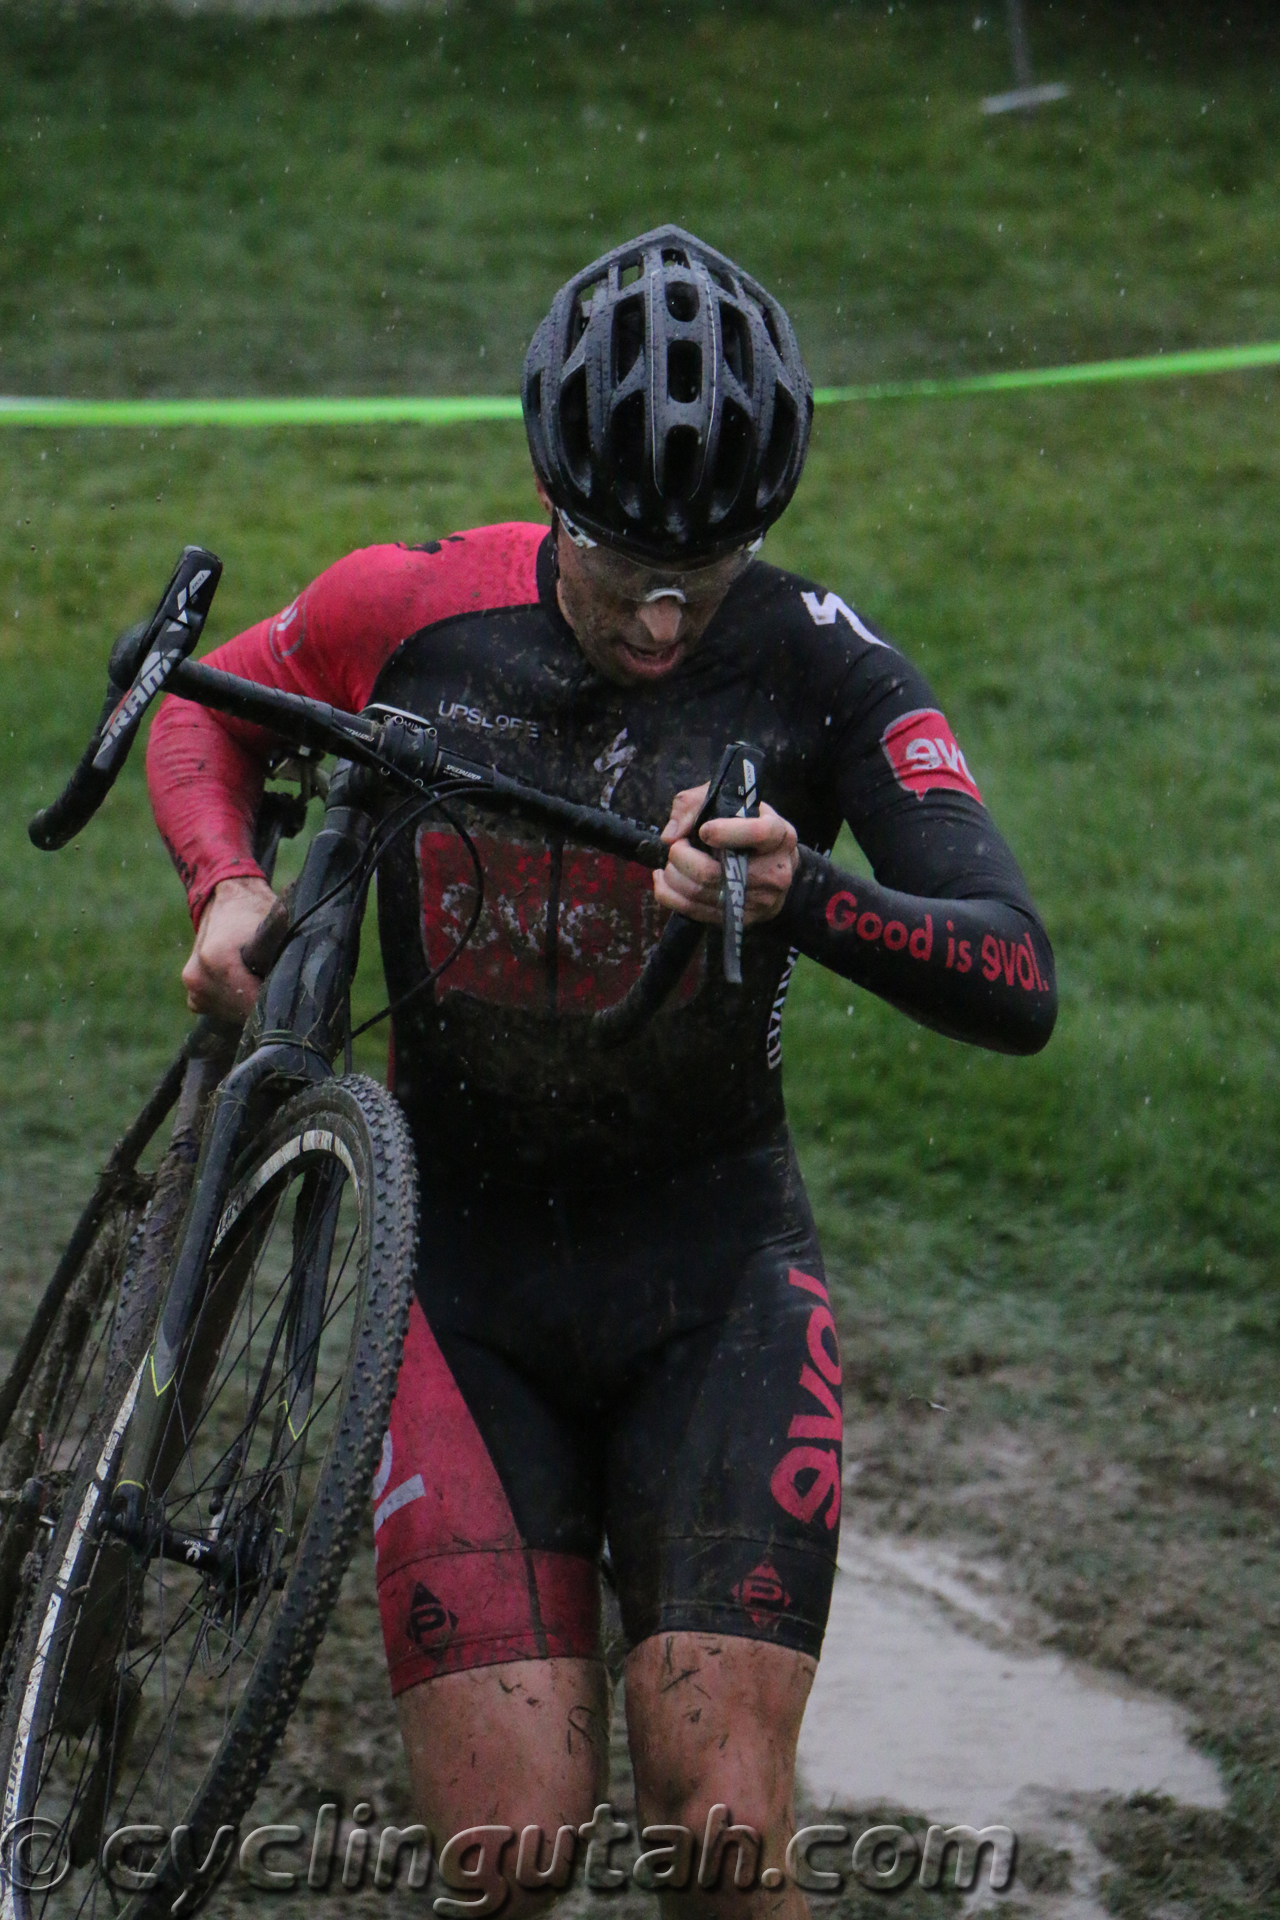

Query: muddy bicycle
0 548 758 1919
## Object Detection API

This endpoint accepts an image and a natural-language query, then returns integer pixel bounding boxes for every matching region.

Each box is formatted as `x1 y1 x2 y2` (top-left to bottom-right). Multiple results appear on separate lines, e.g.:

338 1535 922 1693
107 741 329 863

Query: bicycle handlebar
28 625 669 874
29 548 222 850
154 664 672 869
27 675 136 854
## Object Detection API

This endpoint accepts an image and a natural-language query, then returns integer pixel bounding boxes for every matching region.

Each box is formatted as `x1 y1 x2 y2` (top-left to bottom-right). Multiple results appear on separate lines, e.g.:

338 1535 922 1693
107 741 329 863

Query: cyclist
148 226 1055 1912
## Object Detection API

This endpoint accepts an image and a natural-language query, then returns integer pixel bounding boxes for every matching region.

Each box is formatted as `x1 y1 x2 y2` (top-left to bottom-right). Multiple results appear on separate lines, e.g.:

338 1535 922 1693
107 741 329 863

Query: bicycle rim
0 1076 417 1920
0 1182 154 1692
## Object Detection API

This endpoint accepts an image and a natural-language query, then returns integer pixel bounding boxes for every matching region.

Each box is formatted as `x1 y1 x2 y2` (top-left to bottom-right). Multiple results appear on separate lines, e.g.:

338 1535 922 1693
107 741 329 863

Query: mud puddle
798 1530 1225 1913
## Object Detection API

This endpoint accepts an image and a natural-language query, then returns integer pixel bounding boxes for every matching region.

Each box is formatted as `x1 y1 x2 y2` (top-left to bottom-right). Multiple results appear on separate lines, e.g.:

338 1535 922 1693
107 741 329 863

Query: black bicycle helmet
523 225 813 562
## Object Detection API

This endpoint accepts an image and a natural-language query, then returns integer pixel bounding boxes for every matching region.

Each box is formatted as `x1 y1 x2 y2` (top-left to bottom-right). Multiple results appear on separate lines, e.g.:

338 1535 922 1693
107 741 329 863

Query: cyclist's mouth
617 637 684 679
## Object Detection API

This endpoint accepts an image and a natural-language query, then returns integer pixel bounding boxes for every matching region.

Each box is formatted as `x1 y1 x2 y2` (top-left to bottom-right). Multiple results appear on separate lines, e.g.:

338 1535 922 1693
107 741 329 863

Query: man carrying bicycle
149 226 1055 1914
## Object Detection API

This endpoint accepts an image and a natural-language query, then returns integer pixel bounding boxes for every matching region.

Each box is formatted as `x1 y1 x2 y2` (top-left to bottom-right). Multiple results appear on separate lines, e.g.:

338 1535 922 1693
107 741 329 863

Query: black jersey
148 522 1055 1185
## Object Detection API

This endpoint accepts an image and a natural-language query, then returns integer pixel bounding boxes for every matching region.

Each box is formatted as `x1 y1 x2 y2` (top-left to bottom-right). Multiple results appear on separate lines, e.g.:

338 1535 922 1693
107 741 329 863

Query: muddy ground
216 1305 1280 1920
1 1165 1276 1920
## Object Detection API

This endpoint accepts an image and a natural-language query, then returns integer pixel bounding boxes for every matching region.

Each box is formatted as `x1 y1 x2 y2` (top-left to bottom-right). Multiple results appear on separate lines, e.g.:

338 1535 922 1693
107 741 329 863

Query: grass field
3 4 1280 1913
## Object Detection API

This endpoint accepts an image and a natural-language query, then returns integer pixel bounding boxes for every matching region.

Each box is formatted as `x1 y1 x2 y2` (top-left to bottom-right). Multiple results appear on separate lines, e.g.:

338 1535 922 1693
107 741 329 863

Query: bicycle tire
0 1179 154 1701
0 1074 417 1920
0 1037 233 1710
0 1052 183 1454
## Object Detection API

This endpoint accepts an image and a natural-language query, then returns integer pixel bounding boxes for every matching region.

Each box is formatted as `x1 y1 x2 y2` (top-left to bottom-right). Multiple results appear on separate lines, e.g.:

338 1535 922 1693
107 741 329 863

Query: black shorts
373 1131 842 1694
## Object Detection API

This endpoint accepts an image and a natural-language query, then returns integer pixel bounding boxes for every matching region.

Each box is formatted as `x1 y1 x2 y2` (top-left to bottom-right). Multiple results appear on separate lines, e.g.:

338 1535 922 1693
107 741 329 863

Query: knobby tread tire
0 1185 152 1710
0 1074 418 1920
0 1108 210 1723
182 1075 418 1839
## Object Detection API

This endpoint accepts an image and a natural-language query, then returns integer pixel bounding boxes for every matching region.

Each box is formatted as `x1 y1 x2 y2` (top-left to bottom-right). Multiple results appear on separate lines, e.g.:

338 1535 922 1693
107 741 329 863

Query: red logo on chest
881 708 982 803
416 828 696 1014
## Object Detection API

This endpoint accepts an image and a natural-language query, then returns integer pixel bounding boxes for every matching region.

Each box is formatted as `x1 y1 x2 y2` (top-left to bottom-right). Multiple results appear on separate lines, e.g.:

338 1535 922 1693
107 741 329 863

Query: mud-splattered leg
624 1631 816 1920
396 1655 610 1915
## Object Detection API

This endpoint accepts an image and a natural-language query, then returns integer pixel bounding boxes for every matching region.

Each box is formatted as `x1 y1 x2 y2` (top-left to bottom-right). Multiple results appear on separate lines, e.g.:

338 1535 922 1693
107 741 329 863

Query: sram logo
881 708 982 804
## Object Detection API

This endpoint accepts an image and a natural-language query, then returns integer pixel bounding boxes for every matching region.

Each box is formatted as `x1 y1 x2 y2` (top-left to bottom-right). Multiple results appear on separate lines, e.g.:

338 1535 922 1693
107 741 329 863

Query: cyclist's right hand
182 876 278 1020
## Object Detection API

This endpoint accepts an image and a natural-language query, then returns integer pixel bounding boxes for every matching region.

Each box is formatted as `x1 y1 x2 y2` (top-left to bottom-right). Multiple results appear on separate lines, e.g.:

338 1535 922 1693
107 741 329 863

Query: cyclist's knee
396 1656 609 1850
624 1632 812 1835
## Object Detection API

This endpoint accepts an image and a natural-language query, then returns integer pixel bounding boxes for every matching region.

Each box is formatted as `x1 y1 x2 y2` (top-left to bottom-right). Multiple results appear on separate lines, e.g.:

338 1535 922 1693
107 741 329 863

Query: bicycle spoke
162 1242 361 1525
160 1172 346 1512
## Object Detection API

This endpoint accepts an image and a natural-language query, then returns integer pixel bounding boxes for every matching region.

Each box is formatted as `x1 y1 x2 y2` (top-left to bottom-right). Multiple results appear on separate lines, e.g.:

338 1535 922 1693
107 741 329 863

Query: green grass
2 1 1279 400
3 2 1280 1906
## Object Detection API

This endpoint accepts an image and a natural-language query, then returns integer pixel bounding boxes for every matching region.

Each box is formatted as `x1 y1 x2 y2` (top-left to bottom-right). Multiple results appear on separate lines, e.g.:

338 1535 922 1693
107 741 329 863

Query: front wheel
0 1173 153 1692
0 1074 417 1920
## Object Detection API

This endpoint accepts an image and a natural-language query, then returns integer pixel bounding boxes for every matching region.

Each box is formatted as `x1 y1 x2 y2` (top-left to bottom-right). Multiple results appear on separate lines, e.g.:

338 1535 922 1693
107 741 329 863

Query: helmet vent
667 341 702 405
619 260 643 288
720 304 752 388
560 366 591 491
757 386 797 506
613 296 645 382
663 425 702 503
568 296 591 350
666 281 700 322
610 389 646 519
710 400 752 515
762 304 784 358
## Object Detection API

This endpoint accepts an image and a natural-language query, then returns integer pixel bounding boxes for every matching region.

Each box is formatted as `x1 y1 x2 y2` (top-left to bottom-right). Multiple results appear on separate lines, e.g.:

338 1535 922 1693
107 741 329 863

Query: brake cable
349 799 486 1039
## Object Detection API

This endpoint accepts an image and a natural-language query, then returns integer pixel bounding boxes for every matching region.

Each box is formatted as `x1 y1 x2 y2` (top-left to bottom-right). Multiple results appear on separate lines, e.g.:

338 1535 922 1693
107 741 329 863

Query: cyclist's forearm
778 847 1057 1055
146 696 270 925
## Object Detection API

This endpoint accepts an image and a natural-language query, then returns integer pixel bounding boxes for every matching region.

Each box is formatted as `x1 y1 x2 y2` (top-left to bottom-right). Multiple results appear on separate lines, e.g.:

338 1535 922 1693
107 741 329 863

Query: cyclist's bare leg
625 1631 814 1920
395 1654 610 1915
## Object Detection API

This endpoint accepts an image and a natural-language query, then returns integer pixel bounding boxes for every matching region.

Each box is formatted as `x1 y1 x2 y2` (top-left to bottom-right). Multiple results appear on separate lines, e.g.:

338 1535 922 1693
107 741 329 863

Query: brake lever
91 547 222 776
694 741 764 986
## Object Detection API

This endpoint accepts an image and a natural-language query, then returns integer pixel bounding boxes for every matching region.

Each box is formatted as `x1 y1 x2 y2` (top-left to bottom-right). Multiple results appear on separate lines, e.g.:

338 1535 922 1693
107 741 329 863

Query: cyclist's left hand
655 784 799 926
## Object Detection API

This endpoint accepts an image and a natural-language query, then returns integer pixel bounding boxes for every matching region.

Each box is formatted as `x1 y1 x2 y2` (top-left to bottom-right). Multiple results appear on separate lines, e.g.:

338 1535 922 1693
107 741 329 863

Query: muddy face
543 499 752 688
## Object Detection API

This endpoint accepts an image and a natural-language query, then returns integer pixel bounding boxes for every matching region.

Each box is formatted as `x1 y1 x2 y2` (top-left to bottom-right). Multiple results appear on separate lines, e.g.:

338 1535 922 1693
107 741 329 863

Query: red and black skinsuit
148 523 1055 1689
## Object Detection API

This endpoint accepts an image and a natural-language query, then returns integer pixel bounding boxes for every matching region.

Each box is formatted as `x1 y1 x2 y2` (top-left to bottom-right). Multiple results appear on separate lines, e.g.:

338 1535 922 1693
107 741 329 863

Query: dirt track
2 1169 1275 1917
221 1501 1246 1920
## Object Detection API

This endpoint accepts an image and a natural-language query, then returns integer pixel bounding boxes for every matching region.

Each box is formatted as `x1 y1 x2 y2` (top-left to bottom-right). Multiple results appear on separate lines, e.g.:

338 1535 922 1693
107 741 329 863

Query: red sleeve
146 524 545 924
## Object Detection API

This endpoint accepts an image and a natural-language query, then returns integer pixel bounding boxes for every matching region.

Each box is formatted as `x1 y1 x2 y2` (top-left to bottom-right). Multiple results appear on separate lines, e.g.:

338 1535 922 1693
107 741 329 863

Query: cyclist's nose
635 598 684 647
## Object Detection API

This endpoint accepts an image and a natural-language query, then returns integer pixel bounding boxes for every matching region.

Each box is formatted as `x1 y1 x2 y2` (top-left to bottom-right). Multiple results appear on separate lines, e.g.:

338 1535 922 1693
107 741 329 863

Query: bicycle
0 547 757 1919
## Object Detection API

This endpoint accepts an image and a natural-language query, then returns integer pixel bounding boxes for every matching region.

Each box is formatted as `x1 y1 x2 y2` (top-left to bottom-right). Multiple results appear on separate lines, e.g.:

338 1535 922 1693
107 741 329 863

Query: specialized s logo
592 727 637 809
800 590 889 648
881 708 983 804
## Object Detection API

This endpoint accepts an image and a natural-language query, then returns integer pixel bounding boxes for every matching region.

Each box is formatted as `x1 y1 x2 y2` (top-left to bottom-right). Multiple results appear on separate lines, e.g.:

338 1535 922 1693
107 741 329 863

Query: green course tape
813 339 1280 404
1 341 1277 429
0 394 525 428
